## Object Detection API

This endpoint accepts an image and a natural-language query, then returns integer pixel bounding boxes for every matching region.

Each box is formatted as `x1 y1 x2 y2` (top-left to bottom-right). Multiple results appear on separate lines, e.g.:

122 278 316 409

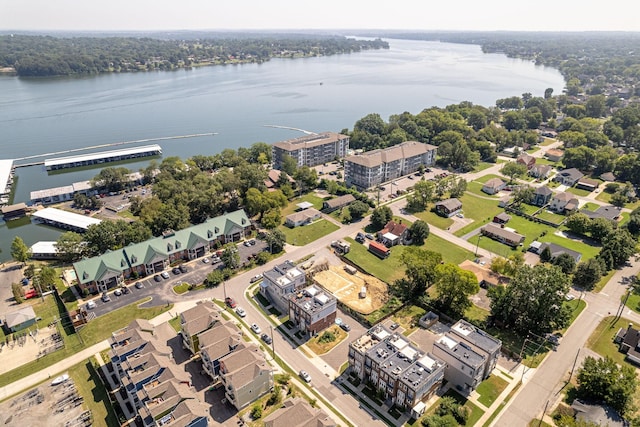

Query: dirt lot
311 264 388 314
0 374 90 427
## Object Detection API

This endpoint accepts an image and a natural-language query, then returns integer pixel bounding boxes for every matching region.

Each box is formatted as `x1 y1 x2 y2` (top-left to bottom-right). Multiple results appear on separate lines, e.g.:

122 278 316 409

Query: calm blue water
0 38 565 261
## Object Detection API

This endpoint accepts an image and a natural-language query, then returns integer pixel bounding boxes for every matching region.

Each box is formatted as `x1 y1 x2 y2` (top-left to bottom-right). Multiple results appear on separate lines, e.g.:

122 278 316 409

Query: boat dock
44 144 162 171
31 207 101 232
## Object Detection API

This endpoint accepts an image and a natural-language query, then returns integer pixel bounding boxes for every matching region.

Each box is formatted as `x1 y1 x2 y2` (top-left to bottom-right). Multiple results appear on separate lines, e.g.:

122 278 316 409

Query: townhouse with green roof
74 209 251 294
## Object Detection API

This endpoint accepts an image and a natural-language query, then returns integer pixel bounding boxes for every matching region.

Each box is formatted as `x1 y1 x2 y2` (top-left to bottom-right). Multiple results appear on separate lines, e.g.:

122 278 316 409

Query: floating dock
0 159 15 205
44 144 162 171
32 207 101 232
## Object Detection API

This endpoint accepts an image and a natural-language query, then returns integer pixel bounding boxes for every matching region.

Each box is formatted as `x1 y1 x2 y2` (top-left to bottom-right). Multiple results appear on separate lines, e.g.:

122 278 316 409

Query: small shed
296 201 314 210
5 306 37 332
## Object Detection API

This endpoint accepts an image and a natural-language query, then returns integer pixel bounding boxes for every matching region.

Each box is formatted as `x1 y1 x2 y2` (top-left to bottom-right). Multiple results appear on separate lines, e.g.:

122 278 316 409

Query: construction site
308 261 389 314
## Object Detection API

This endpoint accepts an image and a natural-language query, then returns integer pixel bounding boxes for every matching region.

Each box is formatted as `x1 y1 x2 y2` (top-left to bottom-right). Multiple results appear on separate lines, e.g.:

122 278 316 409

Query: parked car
250 274 263 283
389 322 399 330
122 286 130 294
114 288 122 296
261 333 272 345
211 256 221 263
172 267 181 275
179 264 188 273
135 282 144 289
154 275 162 282
235 307 246 317
86 300 96 309
101 292 111 302
340 323 351 332
299 370 311 383
250 323 262 334
565 293 575 301
161 271 170 279
202 257 210 264
243 240 252 247
225 297 237 308
365 233 375 240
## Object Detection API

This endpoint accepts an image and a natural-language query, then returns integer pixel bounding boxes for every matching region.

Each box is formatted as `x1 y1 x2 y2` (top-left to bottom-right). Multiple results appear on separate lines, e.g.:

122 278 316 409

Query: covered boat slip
44 144 162 171
32 207 101 232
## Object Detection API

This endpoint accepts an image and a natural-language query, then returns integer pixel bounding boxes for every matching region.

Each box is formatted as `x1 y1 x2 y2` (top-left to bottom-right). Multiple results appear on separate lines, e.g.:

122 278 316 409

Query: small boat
51 374 69 386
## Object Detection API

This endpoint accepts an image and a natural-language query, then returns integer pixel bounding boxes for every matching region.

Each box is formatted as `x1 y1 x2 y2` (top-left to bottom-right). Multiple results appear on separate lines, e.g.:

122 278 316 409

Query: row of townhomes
103 319 211 427
73 210 251 294
272 132 349 170
178 301 273 411
348 320 501 413
344 141 437 190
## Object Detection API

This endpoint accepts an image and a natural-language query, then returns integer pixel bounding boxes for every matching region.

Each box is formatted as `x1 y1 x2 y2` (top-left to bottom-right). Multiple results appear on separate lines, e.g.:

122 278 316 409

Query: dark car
225 297 237 308
340 323 351 332
261 333 273 345
179 264 188 273
172 267 181 275
154 275 162 282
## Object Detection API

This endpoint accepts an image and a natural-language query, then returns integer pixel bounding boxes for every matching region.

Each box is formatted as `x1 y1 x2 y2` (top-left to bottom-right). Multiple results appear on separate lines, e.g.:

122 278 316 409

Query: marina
0 159 14 204
31 207 102 232
44 144 163 171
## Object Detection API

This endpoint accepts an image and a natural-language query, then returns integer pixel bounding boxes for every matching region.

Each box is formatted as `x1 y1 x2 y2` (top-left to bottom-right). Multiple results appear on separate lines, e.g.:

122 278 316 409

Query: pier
31 207 102 232
44 144 162 171
263 125 317 135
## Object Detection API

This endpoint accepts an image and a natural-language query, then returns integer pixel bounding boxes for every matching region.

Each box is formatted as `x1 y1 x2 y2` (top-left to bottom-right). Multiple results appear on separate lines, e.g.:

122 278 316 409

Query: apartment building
448 320 502 380
272 132 349 169
263 398 337 427
138 380 209 427
179 301 222 354
219 344 273 410
344 141 437 190
199 322 246 380
260 260 306 314
348 326 445 410
288 284 337 337
432 335 485 393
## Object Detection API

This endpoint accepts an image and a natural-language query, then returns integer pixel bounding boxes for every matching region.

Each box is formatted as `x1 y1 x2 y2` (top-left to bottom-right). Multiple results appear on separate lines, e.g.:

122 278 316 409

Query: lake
0 38 565 262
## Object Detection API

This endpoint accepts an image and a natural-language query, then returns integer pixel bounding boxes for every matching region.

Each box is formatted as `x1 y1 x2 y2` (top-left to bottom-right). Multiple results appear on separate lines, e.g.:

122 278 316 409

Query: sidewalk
471 364 530 427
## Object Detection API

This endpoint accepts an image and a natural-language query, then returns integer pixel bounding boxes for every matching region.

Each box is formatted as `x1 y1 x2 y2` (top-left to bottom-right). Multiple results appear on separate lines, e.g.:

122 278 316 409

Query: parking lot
364 166 452 202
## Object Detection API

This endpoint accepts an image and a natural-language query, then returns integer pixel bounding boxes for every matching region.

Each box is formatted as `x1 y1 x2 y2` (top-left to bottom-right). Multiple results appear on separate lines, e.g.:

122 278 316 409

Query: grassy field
172 283 190 294
412 208 454 230
454 193 504 237
476 375 509 407
306 325 347 355
625 292 640 313
562 299 587 333
475 174 505 184
391 305 425 336
465 304 490 325
539 232 601 260
67 360 119 427
280 193 325 217
535 210 565 224
594 268 616 293
425 233 476 264
467 181 497 197
473 162 498 172
565 186 593 197
0 297 171 388
279 219 339 246
587 316 638 368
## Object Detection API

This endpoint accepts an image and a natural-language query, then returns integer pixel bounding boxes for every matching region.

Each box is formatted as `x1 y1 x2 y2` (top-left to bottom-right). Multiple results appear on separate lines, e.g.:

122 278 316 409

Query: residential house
322 194 355 212
448 320 502 380
344 141 437 190
498 196 511 208
545 149 564 162
517 153 536 170
576 177 599 192
348 326 446 410
74 209 251 294
529 164 552 180
530 241 582 263
480 223 525 247
264 169 295 190
600 172 616 182
554 168 584 186
199 322 245 380
219 345 273 410
263 398 336 427
582 205 622 221
288 285 337 337
492 212 511 225
458 260 510 289
434 198 462 218
285 208 322 228
179 301 222 354
368 240 390 259
260 261 306 314
432 335 486 393
482 178 506 195
532 186 553 207
615 324 640 365
378 220 409 246
4 306 37 332
272 132 349 170
550 192 579 213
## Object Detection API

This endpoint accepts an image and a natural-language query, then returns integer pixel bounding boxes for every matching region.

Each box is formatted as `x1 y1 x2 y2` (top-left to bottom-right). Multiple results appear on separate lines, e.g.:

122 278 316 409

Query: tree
294 166 318 191
261 208 282 230
511 185 534 207
280 154 298 176
371 206 393 230
55 231 86 263
448 177 467 198
432 263 479 318
489 264 571 335
37 265 58 291
597 228 637 270
552 253 576 274
539 246 552 263
91 166 130 192
10 236 30 265
348 200 370 219
409 220 430 245
265 229 286 254
564 213 590 235
205 270 224 287
501 162 527 183
393 248 442 302
577 356 638 415
12 282 25 304
589 217 615 242
220 244 240 269
572 258 604 290
406 180 435 211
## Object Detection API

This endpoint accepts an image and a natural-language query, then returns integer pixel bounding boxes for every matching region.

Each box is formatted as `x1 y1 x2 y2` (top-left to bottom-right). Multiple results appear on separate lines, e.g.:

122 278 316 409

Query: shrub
250 404 262 419
318 331 336 344
11 283 24 304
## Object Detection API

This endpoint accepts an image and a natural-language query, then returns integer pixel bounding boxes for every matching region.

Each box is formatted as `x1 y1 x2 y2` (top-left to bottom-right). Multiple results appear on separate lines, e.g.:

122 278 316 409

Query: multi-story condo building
219 344 273 410
432 335 485 393
138 380 209 427
179 301 222 354
272 132 349 169
348 326 445 410
263 398 337 427
288 284 337 337
260 260 306 314
344 141 437 190
199 322 246 380
448 320 502 380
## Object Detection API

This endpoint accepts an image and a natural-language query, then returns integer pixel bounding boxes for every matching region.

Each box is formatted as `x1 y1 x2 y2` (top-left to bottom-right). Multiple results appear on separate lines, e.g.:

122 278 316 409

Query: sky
2 0 640 32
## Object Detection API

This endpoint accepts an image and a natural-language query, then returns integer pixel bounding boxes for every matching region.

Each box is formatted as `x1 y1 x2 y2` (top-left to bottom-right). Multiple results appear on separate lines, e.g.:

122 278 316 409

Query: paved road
493 258 640 426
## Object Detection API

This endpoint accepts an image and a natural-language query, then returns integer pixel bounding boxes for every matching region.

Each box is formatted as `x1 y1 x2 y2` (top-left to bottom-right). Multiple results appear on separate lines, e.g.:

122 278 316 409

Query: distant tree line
0 34 388 77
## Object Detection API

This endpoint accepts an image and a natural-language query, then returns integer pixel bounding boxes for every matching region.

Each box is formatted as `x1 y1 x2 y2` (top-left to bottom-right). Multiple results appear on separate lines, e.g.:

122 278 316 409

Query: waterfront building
272 132 349 169
44 144 162 171
344 141 437 190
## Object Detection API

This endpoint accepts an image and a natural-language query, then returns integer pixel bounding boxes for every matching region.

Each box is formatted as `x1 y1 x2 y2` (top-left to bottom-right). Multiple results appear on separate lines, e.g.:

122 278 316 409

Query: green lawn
0 297 172 388
594 269 616 293
392 305 426 336
587 316 639 367
625 292 640 314
172 283 190 294
279 219 339 246
444 389 485 427
539 232 601 260
473 162 498 172
475 173 506 184
280 193 325 217
540 138 557 146
519 204 541 216
454 193 504 237
412 208 454 230
565 186 593 197
535 210 565 224
168 315 181 332
476 375 509 407
467 181 498 198
67 360 119 427
465 304 490 325
534 157 561 166
424 233 475 264
562 299 587 333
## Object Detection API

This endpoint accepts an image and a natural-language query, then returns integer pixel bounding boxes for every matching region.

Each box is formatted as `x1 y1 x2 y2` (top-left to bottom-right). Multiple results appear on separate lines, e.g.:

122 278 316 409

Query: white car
235 307 246 317
114 288 122 296
299 370 311 383
161 271 170 279
202 257 210 264
86 300 96 309
250 323 262 334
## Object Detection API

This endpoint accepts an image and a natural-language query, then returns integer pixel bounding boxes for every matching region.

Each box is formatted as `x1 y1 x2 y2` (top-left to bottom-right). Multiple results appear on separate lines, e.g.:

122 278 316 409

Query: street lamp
270 325 275 359
474 233 482 258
